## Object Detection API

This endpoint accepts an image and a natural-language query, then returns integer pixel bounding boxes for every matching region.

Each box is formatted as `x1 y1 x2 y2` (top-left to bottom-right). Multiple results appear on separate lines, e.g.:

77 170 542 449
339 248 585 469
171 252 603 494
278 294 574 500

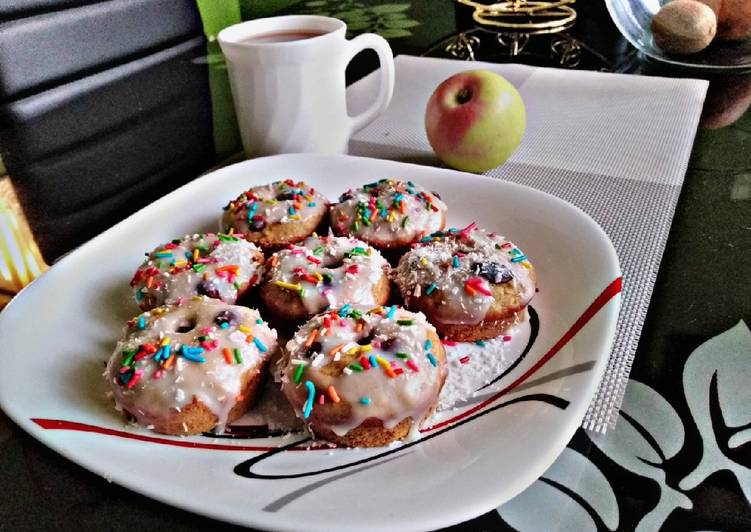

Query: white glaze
221 180 327 237
106 297 277 433
281 305 447 438
330 179 446 245
395 226 535 325
131 233 263 309
266 234 389 315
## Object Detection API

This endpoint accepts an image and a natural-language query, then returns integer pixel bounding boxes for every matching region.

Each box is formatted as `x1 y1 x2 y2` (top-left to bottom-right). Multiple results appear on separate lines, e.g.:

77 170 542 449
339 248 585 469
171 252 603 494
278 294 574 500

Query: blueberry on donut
281 305 447 447
394 224 536 342
260 234 390 321
106 297 278 435
222 180 329 251
330 179 447 251
130 233 264 311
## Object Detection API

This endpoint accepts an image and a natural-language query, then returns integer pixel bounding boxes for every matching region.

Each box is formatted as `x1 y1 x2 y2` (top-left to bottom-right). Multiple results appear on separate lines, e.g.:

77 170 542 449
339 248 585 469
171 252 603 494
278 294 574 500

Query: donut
394 224 536 342
130 233 264 311
280 305 447 447
330 179 447 251
260 235 391 321
221 180 329 250
106 297 278 436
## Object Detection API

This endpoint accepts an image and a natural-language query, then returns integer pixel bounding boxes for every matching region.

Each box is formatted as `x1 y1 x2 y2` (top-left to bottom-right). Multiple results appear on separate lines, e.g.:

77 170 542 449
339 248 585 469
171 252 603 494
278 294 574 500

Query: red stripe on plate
31 277 622 448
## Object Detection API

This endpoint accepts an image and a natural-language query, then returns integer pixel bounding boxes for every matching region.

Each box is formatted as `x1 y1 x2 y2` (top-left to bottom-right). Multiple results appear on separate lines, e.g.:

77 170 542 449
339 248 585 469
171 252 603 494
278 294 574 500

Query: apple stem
456 88 473 105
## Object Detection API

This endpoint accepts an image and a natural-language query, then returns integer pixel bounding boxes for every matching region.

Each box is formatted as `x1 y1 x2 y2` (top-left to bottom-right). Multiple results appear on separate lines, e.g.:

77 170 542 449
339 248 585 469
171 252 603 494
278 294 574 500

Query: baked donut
281 305 447 447
105 297 277 435
221 180 329 250
394 224 536 342
260 234 391 321
330 179 447 251
130 233 264 311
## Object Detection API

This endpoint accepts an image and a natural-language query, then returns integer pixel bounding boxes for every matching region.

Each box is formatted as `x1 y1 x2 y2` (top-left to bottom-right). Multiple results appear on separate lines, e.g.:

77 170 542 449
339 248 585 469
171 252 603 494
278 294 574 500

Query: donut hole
379 336 397 351
304 342 322 357
276 191 296 201
357 332 376 346
472 261 514 284
322 256 345 269
140 293 158 310
175 315 198 333
214 310 239 329
196 280 220 299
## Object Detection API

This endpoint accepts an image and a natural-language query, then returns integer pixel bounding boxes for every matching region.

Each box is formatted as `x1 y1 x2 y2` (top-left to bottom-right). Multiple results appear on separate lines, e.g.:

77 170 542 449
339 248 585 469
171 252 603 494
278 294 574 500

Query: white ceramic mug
218 15 395 158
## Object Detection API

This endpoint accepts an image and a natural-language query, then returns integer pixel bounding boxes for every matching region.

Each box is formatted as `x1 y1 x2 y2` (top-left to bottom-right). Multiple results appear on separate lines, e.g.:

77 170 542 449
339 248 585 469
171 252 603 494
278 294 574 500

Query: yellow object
0 198 47 300
455 0 577 34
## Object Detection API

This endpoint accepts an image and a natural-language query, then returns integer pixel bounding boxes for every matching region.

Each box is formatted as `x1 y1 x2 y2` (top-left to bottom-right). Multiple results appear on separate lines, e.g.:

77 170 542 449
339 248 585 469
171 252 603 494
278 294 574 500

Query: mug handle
345 33 395 134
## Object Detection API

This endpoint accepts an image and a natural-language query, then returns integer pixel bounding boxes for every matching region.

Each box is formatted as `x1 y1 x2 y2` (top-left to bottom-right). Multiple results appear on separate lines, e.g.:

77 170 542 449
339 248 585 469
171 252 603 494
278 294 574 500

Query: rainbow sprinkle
327 385 341 403
274 280 303 294
253 337 268 352
293 363 306 384
180 346 206 363
303 381 315 419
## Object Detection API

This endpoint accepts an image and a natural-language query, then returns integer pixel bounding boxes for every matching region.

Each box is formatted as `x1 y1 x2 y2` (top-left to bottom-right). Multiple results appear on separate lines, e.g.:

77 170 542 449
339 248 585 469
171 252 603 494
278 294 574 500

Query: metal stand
455 0 577 35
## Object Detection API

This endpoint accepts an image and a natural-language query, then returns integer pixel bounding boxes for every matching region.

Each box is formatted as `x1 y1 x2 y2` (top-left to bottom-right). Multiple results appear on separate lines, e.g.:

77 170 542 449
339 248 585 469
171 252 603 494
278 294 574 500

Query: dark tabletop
1 1 750 531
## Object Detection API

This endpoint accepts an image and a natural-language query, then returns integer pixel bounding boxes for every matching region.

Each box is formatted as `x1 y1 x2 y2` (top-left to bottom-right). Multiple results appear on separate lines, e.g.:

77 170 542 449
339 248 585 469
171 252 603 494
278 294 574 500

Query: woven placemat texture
346 56 708 432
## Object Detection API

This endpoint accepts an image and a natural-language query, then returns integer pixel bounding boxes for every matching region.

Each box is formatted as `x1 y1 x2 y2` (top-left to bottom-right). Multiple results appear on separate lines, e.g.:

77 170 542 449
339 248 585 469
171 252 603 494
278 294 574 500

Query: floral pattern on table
491 321 751 532
299 1 420 38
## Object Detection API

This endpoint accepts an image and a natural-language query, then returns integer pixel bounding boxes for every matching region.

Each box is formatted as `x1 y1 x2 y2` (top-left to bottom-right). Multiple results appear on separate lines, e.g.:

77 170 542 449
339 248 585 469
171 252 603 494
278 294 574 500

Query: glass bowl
606 0 751 72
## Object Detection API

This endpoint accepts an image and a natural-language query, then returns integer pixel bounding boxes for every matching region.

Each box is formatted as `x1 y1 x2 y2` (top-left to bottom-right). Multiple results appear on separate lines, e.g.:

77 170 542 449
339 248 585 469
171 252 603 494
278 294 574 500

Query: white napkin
347 55 708 433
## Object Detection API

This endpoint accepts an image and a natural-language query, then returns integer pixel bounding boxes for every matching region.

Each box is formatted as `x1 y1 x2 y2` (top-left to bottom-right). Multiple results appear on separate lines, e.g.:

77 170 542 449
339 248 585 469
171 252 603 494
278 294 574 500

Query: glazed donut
221 180 329 250
130 233 264 311
260 234 390 321
106 297 278 436
394 224 536 342
281 305 447 447
330 179 447 250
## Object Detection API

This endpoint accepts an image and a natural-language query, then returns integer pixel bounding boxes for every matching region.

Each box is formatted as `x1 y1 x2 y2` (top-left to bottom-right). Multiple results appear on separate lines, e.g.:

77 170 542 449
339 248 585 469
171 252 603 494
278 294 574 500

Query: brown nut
651 0 718 54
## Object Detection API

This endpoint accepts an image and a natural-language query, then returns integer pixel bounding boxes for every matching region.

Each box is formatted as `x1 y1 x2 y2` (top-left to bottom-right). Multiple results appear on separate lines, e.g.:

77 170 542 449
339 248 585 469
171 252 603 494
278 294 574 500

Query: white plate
0 154 621 532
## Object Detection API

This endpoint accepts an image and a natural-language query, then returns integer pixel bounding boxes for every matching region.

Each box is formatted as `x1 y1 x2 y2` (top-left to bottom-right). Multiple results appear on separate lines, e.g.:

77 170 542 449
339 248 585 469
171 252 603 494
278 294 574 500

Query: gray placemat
346 56 708 432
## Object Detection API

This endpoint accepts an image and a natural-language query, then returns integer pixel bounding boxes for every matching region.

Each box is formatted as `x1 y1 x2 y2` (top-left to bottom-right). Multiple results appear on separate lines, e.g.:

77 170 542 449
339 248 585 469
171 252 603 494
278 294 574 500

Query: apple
700 74 751 129
699 0 751 41
424 69 526 173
